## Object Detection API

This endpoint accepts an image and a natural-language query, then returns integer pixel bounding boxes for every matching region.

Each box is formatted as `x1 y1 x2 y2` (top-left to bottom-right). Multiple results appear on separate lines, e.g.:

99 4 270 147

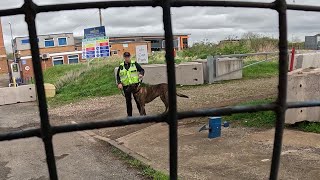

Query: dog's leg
160 94 169 114
140 104 146 116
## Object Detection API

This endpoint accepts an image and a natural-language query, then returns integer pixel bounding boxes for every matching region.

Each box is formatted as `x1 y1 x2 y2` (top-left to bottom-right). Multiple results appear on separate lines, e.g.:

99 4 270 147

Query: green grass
288 121 320 134
242 60 279 79
224 98 320 134
223 98 276 128
44 63 86 84
47 63 120 107
111 146 169 180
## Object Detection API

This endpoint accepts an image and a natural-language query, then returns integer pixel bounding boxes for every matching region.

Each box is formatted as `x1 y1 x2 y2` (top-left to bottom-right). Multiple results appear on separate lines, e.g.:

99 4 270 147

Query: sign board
84 26 106 39
10 63 21 79
82 36 110 59
25 66 30 71
136 45 148 64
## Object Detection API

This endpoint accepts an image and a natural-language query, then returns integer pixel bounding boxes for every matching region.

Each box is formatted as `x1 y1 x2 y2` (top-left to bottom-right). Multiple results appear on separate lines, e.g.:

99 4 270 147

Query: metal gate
0 1 320 180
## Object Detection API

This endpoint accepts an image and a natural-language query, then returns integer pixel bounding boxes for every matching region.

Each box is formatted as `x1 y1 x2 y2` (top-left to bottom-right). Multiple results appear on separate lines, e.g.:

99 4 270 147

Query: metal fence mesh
0 0 320 180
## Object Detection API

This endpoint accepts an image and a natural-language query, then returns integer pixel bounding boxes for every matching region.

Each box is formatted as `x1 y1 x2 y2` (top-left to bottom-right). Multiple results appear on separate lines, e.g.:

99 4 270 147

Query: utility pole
99 9 103 26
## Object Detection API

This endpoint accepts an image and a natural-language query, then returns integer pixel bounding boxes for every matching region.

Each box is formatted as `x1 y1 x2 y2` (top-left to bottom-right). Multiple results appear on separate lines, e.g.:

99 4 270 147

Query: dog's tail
176 93 189 98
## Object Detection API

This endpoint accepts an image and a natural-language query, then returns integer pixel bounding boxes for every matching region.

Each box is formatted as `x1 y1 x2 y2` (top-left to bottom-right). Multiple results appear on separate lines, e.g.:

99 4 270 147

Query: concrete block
141 64 172 85
286 68 320 124
0 85 37 106
192 59 208 83
176 62 204 85
2 87 17 104
212 57 243 82
290 53 320 71
114 62 204 85
16 84 37 102
44 83 56 98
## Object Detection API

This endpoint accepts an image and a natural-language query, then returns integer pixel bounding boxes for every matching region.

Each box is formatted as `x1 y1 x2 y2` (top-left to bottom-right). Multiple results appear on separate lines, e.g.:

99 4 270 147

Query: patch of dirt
49 77 278 139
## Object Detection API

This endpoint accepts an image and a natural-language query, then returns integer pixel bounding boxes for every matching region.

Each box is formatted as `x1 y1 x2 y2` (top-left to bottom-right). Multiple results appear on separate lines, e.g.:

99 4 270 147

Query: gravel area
49 77 278 139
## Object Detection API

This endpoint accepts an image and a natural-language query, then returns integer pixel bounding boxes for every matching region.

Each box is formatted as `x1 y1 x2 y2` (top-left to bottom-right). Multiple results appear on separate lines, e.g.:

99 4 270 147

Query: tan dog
127 83 189 115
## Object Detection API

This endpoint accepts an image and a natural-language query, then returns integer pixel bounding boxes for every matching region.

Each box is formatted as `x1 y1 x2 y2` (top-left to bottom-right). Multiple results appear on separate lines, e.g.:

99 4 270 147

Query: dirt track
49 77 278 139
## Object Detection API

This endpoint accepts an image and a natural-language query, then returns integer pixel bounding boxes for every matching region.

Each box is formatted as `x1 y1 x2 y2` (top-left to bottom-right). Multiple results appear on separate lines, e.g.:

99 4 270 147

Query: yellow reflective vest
119 61 139 86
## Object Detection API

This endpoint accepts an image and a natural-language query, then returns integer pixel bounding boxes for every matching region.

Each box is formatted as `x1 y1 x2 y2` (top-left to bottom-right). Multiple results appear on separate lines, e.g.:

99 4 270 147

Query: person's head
123 52 131 63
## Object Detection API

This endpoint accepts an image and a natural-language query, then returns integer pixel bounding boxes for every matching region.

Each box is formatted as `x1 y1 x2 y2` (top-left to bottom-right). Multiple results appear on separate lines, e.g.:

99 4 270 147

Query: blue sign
84 26 106 39
85 51 95 55
86 54 95 58
99 46 109 50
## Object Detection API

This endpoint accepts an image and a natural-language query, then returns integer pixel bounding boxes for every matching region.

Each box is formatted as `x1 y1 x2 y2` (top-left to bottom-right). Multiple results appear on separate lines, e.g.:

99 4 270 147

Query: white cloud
1 0 320 52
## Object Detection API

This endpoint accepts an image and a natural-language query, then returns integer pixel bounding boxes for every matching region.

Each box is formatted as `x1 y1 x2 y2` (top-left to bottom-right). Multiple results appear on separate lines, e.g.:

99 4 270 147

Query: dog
126 83 189 115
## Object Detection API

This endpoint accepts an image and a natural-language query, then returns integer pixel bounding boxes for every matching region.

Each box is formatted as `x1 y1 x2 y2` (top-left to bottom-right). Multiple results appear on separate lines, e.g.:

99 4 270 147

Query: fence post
289 47 295 72
207 56 214 84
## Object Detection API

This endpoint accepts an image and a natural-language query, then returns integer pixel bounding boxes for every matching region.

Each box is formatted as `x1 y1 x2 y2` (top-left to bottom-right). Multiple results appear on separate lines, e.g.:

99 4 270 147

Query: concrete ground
0 102 145 180
117 123 320 180
46 76 320 179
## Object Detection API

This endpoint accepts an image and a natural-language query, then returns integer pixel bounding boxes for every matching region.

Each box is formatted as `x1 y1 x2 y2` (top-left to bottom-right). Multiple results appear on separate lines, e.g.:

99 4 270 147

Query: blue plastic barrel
208 117 221 138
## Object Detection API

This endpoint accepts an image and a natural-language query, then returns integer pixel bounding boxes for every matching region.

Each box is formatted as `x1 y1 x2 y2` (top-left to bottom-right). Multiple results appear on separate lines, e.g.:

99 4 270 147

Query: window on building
52 56 64 66
68 55 79 64
21 39 29 44
111 50 118 56
58 37 67 46
182 38 188 48
21 38 39 44
44 38 54 47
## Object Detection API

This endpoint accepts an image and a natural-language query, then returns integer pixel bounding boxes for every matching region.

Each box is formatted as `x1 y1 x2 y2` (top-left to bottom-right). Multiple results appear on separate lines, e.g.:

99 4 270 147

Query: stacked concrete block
215 57 242 81
192 59 208 83
114 62 204 85
176 62 204 85
0 84 37 106
209 57 243 82
286 68 320 124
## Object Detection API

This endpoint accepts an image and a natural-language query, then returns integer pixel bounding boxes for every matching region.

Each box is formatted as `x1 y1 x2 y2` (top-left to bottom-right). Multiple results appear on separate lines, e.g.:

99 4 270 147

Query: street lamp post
9 22 16 63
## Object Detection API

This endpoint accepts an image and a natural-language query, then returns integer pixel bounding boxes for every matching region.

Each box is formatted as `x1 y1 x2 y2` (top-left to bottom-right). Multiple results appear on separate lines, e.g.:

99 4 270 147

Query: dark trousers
123 86 141 116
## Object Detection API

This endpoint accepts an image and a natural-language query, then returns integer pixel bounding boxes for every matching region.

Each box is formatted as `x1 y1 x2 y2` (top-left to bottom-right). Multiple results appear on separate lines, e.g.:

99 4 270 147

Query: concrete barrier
286 68 320 124
176 62 204 85
289 52 320 71
114 62 204 85
0 84 37 106
192 59 208 83
213 57 243 82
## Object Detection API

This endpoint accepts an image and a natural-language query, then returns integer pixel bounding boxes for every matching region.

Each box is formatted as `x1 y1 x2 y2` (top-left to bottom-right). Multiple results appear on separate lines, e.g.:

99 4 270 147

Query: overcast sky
1 0 320 52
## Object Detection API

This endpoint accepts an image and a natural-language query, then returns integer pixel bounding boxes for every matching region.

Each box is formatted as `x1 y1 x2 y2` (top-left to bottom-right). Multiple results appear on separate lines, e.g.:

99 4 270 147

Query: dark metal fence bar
270 0 288 179
162 0 179 179
1 100 320 142
0 129 41 141
287 4 320 11
178 103 277 119
1 1 320 18
172 0 276 9
0 0 319 179
287 101 320 108
52 114 166 135
23 0 58 179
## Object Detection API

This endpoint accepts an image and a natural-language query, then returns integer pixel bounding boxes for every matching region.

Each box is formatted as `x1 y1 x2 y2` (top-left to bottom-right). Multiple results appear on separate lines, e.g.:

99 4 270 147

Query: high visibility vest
119 61 139 86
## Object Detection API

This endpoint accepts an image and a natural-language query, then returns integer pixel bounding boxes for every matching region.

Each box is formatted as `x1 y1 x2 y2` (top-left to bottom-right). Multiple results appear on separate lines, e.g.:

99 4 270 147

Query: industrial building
75 33 190 57
11 32 189 79
305 34 320 50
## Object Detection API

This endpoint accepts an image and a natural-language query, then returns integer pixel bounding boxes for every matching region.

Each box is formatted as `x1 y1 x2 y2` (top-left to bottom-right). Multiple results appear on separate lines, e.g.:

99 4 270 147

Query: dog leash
119 78 143 97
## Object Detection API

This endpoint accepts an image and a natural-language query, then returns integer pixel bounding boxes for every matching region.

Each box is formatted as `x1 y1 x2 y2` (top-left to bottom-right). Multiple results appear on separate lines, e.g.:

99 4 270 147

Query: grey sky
1 0 320 52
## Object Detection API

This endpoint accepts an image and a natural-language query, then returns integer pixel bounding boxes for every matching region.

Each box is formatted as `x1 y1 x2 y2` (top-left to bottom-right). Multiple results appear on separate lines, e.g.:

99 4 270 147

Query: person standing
116 52 144 117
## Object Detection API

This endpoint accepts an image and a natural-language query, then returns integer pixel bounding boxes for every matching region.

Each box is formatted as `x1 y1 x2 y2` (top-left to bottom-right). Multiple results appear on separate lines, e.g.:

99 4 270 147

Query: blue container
208 117 221 138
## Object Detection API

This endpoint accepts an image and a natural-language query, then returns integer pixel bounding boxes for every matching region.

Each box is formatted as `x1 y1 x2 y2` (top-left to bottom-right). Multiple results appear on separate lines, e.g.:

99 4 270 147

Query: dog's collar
131 83 140 94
